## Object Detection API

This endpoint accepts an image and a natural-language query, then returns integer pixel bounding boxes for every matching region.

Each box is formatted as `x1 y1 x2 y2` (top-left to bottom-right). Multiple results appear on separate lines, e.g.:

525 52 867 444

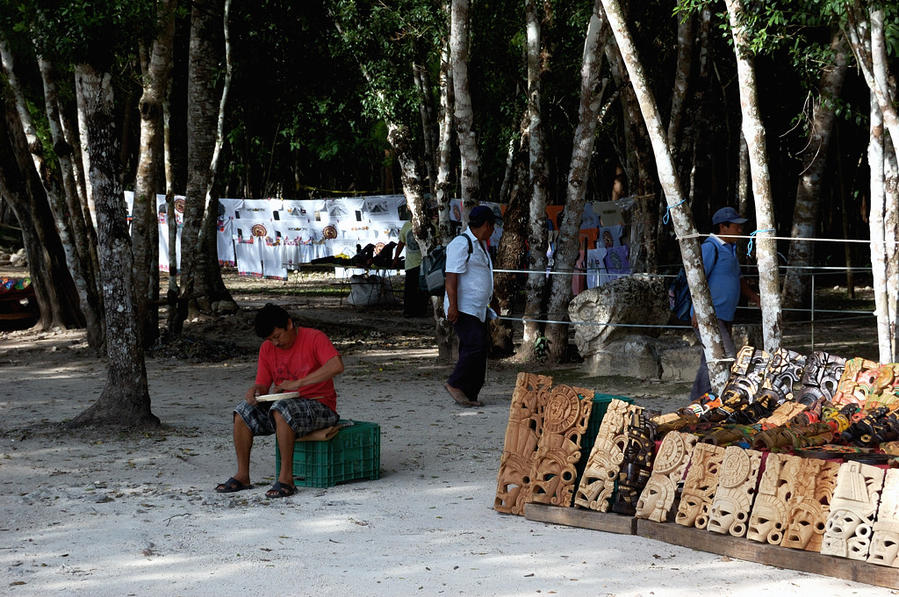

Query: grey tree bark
133 0 177 347
0 36 104 349
435 6 455 242
172 0 234 336
723 0 782 352
782 32 849 310
600 0 729 392
450 0 480 211
518 0 550 362
544 2 609 363
70 63 157 429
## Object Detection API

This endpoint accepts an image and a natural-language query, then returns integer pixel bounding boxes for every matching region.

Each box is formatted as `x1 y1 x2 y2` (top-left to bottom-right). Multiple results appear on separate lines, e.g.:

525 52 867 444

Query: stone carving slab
747 453 800 545
574 399 637 512
719 346 771 408
781 458 840 551
756 347 806 404
610 408 657 515
832 357 880 408
707 446 762 537
494 373 553 514
675 443 726 529
821 461 886 560
869 469 899 568
528 385 594 509
635 431 698 522
796 351 846 408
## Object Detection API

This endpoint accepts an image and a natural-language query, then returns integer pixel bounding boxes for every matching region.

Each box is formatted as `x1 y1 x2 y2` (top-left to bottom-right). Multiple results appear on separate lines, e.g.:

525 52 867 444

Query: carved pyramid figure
868 469 899 568
821 460 886 560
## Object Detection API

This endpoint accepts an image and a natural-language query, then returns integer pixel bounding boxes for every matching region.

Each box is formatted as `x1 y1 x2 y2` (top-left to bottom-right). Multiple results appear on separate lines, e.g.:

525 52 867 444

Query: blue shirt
702 234 741 321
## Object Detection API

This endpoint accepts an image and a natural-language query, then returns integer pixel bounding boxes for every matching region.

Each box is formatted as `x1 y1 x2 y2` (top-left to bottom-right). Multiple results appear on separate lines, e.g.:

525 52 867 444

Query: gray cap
712 206 747 226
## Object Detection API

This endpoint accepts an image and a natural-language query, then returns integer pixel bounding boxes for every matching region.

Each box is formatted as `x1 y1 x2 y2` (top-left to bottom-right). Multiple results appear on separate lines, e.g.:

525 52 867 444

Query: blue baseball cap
712 207 747 226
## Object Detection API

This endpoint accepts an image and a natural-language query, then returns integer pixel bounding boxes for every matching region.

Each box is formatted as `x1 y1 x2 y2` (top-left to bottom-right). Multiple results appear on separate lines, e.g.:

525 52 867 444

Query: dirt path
0 271 891 596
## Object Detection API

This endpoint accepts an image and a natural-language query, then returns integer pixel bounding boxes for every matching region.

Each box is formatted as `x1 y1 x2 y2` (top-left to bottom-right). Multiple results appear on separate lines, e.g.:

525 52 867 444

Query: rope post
811 272 816 352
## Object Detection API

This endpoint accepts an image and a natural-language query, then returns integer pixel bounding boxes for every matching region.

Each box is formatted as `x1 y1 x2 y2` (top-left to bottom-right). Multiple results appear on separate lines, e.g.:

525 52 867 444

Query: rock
568 273 669 357
211 300 239 315
660 342 702 381
581 336 663 378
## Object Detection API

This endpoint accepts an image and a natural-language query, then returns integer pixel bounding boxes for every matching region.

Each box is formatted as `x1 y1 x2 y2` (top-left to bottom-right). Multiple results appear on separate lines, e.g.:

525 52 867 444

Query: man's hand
245 384 266 406
447 304 459 323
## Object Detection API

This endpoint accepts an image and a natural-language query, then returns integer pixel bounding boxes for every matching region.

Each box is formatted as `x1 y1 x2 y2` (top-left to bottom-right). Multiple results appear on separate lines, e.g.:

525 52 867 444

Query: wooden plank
524 503 636 535
635 519 899 590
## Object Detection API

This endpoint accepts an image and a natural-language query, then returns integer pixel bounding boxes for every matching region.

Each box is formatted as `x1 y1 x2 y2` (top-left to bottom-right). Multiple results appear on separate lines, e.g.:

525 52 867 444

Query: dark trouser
403 266 428 317
690 319 736 401
447 312 490 401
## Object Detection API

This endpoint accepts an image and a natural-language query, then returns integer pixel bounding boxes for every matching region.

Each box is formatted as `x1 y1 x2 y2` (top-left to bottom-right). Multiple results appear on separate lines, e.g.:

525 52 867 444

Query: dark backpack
668 245 718 321
419 235 473 297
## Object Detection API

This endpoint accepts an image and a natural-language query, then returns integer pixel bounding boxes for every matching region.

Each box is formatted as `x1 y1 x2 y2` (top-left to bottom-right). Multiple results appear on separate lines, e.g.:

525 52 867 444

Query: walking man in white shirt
444 205 498 407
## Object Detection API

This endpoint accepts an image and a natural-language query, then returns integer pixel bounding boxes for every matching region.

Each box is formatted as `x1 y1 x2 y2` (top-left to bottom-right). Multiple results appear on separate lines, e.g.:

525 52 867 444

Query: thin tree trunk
450 0 479 211
737 133 750 213
544 2 608 363
723 0 782 352
74 69 96 225
604 32 656 272
668 13 694 154
494 110 530 319
173 0 232 335
70 63 157 429
884 138 899 362
782 32 849 310
0 101 82 329
600 0 729 392
0 36 104 350
868 96 892 362
435 7 455 242
845 6 899 164
518 0 550 362
413 59 437 195
133 0 177 348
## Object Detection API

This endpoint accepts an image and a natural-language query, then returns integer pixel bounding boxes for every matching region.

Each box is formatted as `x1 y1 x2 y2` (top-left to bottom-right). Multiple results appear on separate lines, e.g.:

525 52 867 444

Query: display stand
523 503 899 590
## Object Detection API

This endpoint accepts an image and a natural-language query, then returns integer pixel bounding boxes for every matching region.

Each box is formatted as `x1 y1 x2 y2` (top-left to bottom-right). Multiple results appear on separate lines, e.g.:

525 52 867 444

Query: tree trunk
845 6 899 164
0 100 83 329
494 110 530 318
545 2 608 363
70 64 157 429
133 0 177 348
0 36 104 350
868 96 893 362
667 13 694 155
723 0 782 352
782 32 848 310
600 0 729 392
435 6 455 242
413 58 437 195
884 138 899 363
518 0 550 362
173 0 233 335
450 0 479 211
604 31 657 272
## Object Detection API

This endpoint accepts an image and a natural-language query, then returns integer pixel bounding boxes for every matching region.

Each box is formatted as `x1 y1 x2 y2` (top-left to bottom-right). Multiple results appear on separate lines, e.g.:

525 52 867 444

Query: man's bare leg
273 410 297 487
232 413 254 486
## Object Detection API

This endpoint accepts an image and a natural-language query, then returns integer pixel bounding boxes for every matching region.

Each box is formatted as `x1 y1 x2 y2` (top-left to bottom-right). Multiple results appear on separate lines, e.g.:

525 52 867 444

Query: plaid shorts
234 398 339 437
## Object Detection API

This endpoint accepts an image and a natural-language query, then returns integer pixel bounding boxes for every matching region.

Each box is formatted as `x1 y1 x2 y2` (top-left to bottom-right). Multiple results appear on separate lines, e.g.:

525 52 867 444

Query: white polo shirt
443 228 494 322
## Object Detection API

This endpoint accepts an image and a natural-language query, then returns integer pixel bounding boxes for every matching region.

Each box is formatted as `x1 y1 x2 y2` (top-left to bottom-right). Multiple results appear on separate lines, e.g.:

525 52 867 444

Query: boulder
568 273 669 357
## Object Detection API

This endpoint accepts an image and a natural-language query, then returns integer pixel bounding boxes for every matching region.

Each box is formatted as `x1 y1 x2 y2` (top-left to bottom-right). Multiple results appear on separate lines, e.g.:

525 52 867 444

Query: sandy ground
0 276 895 597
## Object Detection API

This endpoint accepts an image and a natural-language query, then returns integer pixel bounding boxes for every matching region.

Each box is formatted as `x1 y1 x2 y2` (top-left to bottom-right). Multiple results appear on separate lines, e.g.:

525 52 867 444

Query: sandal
215 477 252 493
444 383 483 407
265 481 296 498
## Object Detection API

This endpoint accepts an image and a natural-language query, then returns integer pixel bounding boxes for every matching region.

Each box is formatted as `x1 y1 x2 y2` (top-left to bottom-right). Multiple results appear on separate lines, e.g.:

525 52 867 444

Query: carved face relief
635 476 672 522
708 494 744 535
783 503 825 549
824 508 864 540
675 490 705 527
869 525 899 567
747 495 786 545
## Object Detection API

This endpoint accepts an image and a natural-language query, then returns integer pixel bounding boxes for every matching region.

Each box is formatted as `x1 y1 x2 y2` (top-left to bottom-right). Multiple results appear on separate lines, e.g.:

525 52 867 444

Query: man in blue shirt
691 207 760 400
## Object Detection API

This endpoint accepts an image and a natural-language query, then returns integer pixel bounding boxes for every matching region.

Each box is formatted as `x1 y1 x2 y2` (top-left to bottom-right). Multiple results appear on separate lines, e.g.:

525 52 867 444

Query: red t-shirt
255 327 340 412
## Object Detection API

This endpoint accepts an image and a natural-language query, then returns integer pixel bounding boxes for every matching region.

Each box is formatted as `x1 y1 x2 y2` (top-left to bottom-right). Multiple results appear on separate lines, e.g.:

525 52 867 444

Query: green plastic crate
276 420 380 488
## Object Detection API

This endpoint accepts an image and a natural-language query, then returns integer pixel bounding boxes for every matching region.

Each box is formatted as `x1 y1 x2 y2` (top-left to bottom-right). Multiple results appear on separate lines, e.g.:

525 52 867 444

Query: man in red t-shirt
215 303 344 498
